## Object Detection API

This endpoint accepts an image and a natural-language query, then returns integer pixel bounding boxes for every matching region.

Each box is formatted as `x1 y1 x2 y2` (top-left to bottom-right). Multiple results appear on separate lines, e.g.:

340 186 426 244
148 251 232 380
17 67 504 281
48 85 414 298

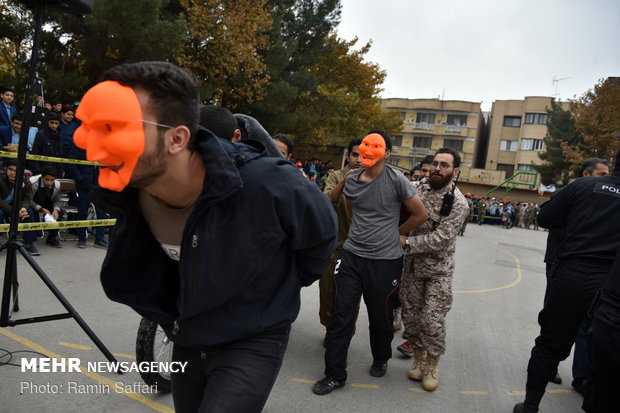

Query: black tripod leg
11 255 19 312
17 245 119 364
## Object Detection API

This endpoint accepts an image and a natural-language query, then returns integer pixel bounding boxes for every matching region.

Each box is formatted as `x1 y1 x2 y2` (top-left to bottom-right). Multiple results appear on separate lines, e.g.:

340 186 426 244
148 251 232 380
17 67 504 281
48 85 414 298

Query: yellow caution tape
0 150 99 166
0 218 116 232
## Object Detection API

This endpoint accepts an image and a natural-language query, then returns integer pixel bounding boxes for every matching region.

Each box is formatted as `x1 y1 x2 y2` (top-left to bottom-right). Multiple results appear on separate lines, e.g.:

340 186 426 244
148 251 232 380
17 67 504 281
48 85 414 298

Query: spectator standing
0 87 16 141
31 112 63 177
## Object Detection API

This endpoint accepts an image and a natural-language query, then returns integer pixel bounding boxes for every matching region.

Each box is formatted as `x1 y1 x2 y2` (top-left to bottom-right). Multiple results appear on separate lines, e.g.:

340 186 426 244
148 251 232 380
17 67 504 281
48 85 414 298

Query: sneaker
46 238 62 248
312 376 345 395
397 341 414 358
94 240 109 249
550 373 562 384
369 360 388 377
24 243 40 256
77 240 87 249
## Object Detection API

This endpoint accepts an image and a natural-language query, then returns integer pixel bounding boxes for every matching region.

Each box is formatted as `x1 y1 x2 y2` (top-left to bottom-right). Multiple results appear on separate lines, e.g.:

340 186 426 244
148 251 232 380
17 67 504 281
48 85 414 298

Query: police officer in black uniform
514 149 620 413
583 246 620 413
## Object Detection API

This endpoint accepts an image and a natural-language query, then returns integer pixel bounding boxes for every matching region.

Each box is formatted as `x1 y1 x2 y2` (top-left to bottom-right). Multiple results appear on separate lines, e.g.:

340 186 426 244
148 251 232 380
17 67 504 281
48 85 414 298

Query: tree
566 78 620 167
0 0 34 102
297 35 401 145
534 99 583 186
178 0 272 109
241 0 343 141
69 0 187 87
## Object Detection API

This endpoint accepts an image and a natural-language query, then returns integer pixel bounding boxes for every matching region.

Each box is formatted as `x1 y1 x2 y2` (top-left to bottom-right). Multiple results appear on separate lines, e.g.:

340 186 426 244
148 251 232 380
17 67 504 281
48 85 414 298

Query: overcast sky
336 0 620 111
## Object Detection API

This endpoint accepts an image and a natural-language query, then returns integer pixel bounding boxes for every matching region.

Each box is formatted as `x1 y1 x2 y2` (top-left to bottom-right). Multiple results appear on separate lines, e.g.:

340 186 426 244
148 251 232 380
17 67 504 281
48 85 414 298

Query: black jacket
538 170 620 264
31 127 63 176
90 128 337 349
65 142 98 192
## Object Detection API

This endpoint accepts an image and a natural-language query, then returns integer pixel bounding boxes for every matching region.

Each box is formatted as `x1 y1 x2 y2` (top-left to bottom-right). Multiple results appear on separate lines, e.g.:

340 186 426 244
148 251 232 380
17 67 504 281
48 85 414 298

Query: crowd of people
2 62 619 413
0 86 109 254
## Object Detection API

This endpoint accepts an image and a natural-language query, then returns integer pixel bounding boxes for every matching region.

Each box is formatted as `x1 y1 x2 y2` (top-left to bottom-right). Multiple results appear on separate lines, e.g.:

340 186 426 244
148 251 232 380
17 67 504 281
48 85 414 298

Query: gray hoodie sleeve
234 113 284 159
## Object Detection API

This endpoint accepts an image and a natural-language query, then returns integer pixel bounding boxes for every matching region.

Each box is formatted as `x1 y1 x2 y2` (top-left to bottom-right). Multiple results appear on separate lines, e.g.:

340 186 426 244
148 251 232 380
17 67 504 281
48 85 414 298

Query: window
443 139 463 152
393 135 403 146
497 163 515 177
499 140 518 151
503 116 521 127
525 113 548 125
518 164 535 171
399 111 406 119
447 114 467 126
521 138 545 151
416 113 436 124
414 136 432 148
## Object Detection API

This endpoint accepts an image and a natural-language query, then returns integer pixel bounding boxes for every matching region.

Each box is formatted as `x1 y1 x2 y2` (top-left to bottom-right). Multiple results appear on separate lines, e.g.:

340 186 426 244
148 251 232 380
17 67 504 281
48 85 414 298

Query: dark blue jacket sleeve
273 162 338 286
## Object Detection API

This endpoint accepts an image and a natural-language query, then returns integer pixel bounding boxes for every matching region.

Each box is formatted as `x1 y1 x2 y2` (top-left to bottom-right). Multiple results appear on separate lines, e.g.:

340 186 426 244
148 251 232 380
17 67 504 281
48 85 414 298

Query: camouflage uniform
477 199 487 224
459 198 474 236
400 179 469 357
319 165 360 329
525 204 534 229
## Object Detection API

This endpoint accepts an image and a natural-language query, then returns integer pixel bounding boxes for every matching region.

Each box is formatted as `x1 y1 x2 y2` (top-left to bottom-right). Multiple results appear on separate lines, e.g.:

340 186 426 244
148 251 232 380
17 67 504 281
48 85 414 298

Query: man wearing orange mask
76 62 337 412
313 130 427 395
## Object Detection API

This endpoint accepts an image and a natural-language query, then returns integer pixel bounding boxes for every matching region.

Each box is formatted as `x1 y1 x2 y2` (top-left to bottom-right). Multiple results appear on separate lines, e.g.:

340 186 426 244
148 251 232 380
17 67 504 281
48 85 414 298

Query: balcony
413 122 435 131
445 124 462 133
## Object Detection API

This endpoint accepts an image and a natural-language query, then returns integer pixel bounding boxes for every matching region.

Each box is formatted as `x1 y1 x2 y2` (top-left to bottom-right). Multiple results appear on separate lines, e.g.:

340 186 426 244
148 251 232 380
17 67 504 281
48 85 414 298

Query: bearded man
400 147 469 391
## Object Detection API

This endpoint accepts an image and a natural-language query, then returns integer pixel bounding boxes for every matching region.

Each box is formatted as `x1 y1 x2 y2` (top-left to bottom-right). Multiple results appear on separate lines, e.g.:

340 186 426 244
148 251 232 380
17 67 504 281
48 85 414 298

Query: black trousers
324 249 402 381
170 326 290 413
526 260 608 393
584 290 620 413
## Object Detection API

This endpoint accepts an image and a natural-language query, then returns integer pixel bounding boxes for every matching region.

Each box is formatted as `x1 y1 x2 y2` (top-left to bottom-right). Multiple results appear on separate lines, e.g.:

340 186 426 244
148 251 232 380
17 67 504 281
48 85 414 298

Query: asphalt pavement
0 224 585 412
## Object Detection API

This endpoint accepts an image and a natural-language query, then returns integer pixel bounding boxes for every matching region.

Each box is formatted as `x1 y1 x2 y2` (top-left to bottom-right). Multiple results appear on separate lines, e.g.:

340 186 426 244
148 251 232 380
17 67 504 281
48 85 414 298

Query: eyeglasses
431 161 452 170
139 119 175 129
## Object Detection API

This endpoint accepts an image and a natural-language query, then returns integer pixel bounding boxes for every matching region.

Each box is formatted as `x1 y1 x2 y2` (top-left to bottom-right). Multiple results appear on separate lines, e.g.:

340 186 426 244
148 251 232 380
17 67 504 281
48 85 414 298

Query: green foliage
75 0 187 85
567 78 620 167
534 99 583 186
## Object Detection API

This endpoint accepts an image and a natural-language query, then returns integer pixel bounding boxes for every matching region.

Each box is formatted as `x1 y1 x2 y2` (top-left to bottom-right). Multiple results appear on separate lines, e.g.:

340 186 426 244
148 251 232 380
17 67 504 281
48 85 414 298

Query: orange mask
74 81 145 192
359 133 386 167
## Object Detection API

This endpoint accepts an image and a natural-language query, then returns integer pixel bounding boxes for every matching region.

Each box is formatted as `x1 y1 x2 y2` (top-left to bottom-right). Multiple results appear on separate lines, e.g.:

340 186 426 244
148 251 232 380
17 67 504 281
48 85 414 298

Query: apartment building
380 98 482 180
474 96 568 189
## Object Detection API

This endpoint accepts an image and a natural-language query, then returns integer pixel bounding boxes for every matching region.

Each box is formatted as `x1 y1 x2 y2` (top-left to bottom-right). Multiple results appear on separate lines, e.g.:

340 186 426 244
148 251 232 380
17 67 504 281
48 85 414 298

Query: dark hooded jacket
90 127 337 349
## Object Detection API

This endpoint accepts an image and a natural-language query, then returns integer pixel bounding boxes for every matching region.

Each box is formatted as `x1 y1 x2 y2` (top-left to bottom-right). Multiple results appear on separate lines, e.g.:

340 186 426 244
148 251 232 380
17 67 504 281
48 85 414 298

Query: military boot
408 348 426 381
422 354 440 391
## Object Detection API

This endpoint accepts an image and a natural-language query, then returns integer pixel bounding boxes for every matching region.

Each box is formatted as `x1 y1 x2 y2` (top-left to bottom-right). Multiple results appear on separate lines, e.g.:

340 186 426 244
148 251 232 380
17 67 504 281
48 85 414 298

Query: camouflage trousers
400 265 453 357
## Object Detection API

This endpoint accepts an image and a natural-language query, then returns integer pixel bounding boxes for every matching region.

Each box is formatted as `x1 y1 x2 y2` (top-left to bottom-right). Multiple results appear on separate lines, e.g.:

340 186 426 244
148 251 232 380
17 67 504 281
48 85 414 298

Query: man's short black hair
199 105 237 141
104 61 200 149
273 133 294 155
421 155 435 166
580 157 609 176
367 129 392 151
1 87 15 94
61 104 74 114
435 147 461 168
47 112 60 122
348 137 363 155
11 113 23 122
41 166 57 178
411 165 421 174
6 160 17 168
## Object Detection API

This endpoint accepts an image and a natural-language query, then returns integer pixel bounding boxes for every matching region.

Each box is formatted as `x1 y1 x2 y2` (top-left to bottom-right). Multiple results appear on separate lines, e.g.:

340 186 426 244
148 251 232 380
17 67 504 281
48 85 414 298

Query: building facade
380 98 482 181
473 96 567 189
